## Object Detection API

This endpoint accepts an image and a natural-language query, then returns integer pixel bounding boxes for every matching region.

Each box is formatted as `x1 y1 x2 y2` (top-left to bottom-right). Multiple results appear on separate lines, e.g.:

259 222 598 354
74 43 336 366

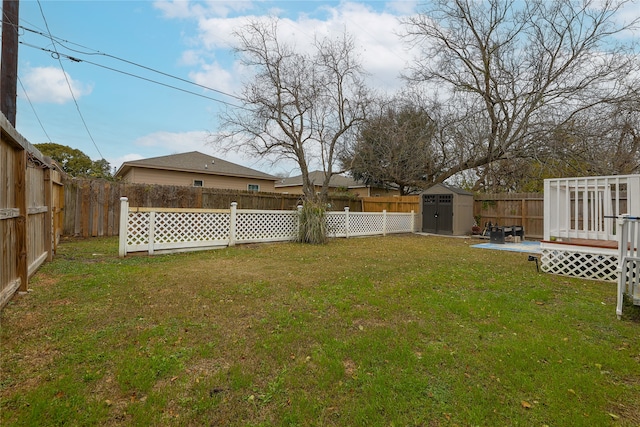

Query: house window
193 180 203 187
248 184 260 192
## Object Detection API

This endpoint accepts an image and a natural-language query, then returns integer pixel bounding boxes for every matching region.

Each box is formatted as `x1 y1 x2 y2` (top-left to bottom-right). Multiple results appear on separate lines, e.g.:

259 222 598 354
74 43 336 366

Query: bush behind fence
63 178 363 238
65 179 593 240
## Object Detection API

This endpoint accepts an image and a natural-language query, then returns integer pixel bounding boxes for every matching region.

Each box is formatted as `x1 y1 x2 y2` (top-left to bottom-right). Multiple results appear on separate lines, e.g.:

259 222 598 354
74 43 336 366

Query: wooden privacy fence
1 113 63 309
65 182 548 239
361 196 420 213
64 179 363 238
119 198 419 256
361 193 545 238
474 193 544 239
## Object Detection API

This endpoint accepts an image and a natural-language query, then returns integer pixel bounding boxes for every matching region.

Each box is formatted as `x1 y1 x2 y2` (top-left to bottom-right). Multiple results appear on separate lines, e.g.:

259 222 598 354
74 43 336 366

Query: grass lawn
1 234 639 426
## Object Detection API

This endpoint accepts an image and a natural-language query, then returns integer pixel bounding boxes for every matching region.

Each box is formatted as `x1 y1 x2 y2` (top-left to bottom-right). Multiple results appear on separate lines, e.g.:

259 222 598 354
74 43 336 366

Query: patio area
471 240 541 254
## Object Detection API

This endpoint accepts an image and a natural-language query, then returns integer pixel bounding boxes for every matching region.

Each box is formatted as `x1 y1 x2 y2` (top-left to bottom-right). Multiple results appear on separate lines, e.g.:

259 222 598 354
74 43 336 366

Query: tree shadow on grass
621 296 640 323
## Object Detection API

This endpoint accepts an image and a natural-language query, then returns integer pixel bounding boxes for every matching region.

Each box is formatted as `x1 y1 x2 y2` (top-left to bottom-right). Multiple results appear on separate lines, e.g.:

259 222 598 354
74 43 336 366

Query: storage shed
420 184 475 235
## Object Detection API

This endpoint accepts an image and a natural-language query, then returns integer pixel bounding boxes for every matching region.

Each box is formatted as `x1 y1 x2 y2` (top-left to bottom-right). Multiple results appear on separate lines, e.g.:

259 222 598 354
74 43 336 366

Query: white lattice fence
326 212 347 237
119 198 417 256
122 207 231 255
348 212 385 236
154 211 230 246
127 211 150 247
235 210 299 243
387 213 415 233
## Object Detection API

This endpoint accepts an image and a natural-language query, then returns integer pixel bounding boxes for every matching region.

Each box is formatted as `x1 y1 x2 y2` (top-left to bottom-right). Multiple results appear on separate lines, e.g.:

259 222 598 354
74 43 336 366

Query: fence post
344 206 350 238
383 209 387 236
148 211 156 255
410 210 415 232
229 202 237 247
616 216 628 319
297 205 303 240
118 197 128 257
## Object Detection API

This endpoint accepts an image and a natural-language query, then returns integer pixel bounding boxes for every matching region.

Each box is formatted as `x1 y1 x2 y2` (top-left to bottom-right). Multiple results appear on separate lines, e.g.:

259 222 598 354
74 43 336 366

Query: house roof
422 183 474 196
275 171 367 189
114 151 278 181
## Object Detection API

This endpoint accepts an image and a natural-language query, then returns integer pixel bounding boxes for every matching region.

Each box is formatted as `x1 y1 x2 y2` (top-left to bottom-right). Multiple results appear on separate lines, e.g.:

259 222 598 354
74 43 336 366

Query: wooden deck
541 238 618 250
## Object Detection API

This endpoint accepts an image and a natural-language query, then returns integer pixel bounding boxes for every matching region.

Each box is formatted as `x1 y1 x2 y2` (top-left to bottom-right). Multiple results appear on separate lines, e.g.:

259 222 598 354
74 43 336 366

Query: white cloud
122 130 298 175
131 130 256 167
385 0 418 15
133 130 210 149
110 153 144 173
179 49 202 66
181 2 415 93
188 62 237 96
154 0 254 19
21 66 93 104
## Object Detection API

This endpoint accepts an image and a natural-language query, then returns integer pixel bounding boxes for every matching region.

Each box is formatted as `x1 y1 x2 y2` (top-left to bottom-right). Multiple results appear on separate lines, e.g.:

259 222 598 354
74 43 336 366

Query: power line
19 41 247 110
17 76 53 142
35 0 105 160
18 24 244 102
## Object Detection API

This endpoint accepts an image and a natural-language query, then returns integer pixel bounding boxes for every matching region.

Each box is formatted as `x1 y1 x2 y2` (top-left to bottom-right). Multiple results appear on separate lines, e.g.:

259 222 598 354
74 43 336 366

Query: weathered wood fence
361 196 420 213
361 193 545 238
63 179 363 238
1 113 63 309
474 193 545 239
63 182 551 239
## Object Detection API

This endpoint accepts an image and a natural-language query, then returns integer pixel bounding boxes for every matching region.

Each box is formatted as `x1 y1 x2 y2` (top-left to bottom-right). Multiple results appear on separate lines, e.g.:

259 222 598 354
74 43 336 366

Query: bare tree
216 19 370 203
402 0 639 187
343 97 440 195
471 97 640 192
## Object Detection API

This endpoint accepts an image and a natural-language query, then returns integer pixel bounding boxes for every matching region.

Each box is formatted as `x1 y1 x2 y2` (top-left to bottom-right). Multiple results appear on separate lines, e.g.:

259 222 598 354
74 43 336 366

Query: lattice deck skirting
540 242 619 282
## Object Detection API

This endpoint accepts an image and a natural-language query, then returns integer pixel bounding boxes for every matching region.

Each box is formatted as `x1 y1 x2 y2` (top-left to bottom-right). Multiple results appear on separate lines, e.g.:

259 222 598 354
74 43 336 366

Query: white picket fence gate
118 198 419 256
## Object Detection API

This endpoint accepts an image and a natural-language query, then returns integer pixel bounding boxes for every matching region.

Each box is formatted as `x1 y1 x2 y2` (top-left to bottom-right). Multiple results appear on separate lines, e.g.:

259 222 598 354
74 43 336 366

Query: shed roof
422 183 474 196
276 171 367 189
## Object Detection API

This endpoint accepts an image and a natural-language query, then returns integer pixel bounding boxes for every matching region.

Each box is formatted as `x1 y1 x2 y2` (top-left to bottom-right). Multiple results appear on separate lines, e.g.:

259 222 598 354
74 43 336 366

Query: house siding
121 167 276 192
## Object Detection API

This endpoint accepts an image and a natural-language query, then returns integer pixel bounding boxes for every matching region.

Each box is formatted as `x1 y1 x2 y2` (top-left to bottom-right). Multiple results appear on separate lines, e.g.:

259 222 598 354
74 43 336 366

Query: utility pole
1 0 20 126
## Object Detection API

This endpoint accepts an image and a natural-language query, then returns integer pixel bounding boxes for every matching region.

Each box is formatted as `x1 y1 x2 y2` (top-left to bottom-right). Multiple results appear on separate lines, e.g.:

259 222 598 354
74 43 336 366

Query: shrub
297 201 327 244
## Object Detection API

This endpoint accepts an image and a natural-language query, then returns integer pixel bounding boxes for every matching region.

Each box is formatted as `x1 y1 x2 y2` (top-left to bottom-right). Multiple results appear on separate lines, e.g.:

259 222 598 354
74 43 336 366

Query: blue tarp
471 240 541 254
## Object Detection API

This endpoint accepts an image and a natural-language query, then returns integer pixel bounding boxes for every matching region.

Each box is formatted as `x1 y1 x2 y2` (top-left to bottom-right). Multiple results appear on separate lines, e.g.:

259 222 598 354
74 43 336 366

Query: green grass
1 235 639 426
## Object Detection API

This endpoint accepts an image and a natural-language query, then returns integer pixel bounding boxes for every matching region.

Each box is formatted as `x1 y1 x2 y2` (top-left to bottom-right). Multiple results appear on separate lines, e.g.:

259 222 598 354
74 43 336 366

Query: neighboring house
114 151 279 192
274 170 400 197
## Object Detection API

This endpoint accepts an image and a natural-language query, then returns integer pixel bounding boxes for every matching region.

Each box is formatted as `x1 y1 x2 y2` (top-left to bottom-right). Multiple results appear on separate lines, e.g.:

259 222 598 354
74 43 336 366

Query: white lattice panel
326 213 346 237
122 205 420 256
349 213 385 236
386 214 413 233
127 212 150 247
235 210 298 242
541 247 618 282
154 212 229 244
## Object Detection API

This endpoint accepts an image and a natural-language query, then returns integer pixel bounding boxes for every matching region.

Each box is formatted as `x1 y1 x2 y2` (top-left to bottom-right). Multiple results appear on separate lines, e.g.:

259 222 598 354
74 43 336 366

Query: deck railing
543 175 640 241
616 216 640 318
118 198 419 256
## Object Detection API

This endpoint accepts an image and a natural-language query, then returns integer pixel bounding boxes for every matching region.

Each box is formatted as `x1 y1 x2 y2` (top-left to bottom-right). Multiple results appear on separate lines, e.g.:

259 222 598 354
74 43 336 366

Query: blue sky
8 0 640 176
12 0 420 176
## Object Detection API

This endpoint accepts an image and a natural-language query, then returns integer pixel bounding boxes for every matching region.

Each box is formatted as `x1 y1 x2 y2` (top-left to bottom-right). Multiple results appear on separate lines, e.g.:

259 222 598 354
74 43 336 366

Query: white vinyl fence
616 215 640 318
118 198 419 256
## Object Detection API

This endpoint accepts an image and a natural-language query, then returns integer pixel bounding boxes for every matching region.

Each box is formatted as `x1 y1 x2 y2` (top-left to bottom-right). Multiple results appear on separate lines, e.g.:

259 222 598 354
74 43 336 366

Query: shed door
437 194 453 234
422 194 453 234
422 195 438 233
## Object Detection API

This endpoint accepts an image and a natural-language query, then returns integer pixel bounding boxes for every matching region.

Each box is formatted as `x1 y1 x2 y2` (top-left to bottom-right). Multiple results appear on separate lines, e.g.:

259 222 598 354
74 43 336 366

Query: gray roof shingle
116 151 278 181
276 171 366 188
